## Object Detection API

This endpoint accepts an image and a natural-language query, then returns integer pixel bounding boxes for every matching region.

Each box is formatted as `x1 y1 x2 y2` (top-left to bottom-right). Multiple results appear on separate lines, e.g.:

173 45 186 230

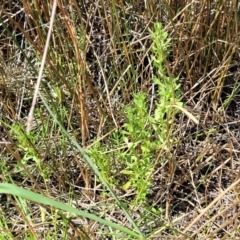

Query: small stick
26 0 57 132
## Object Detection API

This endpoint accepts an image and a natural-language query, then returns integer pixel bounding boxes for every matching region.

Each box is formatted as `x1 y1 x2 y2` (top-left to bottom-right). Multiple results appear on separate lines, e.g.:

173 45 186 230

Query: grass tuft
0 0 240 239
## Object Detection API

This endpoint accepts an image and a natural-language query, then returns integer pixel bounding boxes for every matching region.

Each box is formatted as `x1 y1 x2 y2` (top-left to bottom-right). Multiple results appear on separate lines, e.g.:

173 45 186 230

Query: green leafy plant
149 23 183 148
10 123 51 181
120 92 156 202
89 23 183 206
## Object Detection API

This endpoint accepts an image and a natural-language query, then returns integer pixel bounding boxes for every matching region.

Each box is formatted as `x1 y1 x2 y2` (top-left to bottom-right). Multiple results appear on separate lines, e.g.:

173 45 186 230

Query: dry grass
0 0 240 239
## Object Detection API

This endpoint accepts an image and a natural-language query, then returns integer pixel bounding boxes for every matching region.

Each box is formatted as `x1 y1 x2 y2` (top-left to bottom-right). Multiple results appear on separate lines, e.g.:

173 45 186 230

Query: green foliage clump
11 123 50 181
89 23 183 206
149 23 183 147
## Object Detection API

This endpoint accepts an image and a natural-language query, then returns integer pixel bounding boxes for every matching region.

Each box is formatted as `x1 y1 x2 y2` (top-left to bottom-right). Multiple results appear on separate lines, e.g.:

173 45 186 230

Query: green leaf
123 181 132 191
121 169 134 175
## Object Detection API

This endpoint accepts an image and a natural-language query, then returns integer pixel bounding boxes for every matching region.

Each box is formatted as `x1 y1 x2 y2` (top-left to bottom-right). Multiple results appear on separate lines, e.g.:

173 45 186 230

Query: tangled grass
0 0 240 239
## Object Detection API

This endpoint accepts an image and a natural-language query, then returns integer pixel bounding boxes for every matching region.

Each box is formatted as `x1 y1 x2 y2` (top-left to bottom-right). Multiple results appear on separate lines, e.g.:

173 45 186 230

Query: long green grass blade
0 183 142 239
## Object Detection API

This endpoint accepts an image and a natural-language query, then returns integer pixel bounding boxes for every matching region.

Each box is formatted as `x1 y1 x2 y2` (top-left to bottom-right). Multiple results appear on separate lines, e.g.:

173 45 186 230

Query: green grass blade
0 183 142 239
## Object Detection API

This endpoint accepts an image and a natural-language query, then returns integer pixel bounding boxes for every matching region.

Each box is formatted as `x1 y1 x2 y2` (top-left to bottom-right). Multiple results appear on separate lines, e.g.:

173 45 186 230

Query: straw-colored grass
0 0 240 239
